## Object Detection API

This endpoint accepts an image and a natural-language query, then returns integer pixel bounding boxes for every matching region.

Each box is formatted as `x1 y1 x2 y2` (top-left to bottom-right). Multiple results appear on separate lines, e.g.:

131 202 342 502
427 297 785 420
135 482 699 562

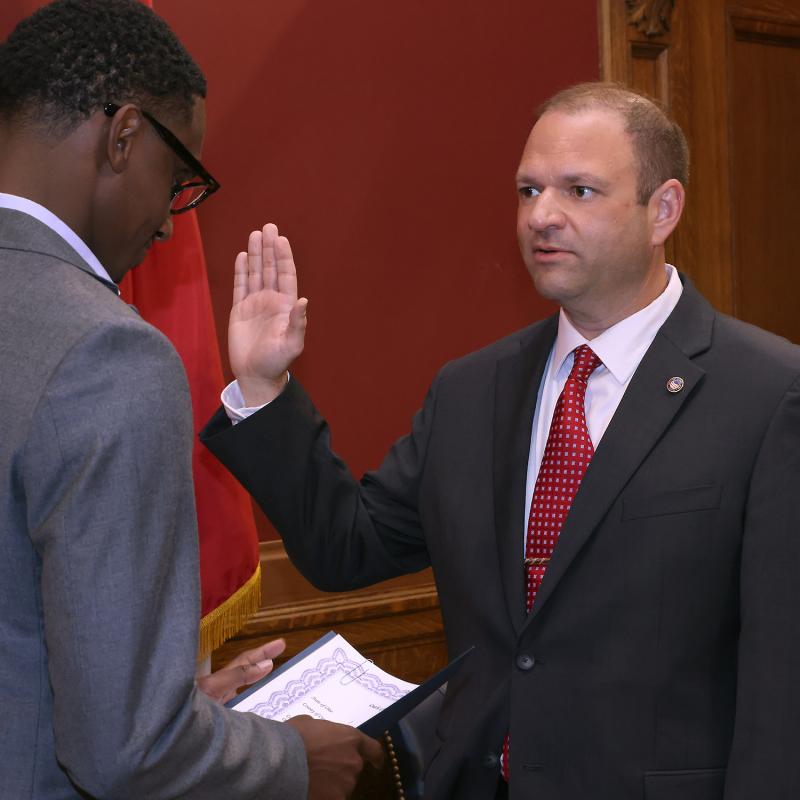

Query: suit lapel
525 279 716 626
493 316 557 634
0 207 116 293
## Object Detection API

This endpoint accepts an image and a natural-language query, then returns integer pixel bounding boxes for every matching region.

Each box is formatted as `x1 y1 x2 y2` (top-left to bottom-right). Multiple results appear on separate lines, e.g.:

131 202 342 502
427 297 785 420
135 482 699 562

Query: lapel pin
666 376 685 393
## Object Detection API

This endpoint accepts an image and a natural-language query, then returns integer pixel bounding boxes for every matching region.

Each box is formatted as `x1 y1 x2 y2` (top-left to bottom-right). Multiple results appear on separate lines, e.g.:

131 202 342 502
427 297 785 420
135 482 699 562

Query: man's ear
105 104 144 174
649 178 685 247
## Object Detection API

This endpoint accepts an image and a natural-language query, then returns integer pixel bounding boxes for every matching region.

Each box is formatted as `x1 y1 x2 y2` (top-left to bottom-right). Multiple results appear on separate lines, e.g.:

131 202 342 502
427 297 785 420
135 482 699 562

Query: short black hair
0 0 206 136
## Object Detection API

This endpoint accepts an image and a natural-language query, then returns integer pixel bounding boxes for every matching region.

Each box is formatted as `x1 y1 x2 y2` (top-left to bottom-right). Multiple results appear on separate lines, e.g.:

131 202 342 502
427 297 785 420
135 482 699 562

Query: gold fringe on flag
198 564 262 662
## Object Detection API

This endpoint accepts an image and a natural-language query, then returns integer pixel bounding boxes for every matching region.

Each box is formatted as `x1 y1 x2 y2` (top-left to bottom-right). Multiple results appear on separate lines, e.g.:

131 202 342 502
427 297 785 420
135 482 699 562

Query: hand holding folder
228 631 473 736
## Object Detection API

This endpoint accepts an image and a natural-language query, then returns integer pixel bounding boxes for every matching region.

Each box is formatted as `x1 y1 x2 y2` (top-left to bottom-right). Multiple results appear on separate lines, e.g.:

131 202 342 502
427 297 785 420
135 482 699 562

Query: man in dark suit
0 1 382 798
202 84 800 799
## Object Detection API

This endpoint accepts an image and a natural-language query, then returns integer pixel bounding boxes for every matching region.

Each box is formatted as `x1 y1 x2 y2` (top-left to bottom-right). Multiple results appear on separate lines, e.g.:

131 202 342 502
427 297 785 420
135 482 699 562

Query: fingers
228 638 287 670
274 232 298 300
285 718 386 798
223 638 286 688
196 666 244 704
198 639 289 704
254 637 287 662
247 229 264 295
232 251 248 306
201 661 270 703
235 223 296 304
262 223 279 292
233 659 274 687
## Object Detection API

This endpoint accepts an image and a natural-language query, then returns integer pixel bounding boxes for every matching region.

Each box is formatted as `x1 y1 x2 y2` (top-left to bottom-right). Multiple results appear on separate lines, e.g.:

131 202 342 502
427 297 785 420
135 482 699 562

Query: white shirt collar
552 264 683 384
0 192 118 292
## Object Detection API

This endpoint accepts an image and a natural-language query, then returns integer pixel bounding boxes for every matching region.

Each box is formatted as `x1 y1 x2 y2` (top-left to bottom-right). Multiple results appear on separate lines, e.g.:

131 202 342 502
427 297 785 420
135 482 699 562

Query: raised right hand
228 223 308 407
285 716 385 800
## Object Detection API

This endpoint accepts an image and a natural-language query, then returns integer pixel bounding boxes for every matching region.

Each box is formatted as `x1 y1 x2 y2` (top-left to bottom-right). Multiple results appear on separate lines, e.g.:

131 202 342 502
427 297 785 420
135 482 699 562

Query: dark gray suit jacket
203 278 800 800
0 209 307 799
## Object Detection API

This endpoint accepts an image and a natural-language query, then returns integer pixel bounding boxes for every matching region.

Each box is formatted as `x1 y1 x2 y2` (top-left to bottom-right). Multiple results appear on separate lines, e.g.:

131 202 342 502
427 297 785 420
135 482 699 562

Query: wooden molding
598 0 735 316
626 0 676 37
213 541 447 683
255 539 437 608
730 12 800 46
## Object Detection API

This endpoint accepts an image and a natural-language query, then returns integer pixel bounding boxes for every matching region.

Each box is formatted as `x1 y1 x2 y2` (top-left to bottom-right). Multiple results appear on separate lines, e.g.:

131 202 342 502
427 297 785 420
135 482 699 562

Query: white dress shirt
0 192 117 291
222 379 276 423
523 265 682 544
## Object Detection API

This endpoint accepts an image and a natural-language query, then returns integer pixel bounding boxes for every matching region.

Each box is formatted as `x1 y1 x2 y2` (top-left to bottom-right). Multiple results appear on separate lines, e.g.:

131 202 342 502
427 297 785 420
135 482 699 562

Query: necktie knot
569 344 602 384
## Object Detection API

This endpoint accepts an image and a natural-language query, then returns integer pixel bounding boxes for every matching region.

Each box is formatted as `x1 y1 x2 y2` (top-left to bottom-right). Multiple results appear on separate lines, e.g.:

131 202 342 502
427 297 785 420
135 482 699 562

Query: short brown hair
538 82 689 205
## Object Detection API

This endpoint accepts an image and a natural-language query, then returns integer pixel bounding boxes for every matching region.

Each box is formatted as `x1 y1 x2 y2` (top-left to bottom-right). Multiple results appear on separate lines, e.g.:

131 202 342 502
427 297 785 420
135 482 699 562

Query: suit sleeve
201 375 435 591
24 320 307 800
725 373 800 797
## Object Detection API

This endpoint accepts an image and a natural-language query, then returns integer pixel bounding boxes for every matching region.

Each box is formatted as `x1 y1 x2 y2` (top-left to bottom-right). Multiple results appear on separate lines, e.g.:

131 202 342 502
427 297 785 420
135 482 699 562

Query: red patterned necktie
502 344 602 781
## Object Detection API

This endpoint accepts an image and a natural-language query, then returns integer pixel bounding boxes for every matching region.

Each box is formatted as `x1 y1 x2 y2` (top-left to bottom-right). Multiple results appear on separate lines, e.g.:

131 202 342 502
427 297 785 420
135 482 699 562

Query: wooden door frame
597 0 735 315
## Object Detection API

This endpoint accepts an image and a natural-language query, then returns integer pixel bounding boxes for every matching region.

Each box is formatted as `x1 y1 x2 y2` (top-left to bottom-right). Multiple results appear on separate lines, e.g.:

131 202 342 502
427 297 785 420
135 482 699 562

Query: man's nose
155 215 173 242
527 188 566 231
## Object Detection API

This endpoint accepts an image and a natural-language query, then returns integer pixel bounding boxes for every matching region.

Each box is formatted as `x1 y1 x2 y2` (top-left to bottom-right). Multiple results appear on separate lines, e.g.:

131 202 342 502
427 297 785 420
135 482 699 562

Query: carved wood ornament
626 0 676 37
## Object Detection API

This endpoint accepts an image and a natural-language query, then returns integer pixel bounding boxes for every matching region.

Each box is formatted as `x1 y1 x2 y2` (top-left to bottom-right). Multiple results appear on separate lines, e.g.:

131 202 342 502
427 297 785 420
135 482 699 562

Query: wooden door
600 0 800 344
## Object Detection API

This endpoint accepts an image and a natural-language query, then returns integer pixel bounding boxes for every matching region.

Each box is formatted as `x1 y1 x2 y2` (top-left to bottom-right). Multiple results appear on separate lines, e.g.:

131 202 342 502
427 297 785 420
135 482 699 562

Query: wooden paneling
729 12 800 342
212 542 447 685
679 0 736 313
599 0 800 341
629 41 669 101
599 0 700 292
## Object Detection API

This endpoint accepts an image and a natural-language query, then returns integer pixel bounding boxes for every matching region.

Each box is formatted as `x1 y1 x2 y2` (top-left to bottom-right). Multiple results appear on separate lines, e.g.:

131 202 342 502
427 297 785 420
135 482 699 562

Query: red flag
119 0 260 661
120 212 261 661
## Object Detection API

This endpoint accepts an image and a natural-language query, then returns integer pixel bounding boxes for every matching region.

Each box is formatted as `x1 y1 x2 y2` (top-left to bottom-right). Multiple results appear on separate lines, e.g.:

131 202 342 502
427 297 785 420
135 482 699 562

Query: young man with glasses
0 1 381 798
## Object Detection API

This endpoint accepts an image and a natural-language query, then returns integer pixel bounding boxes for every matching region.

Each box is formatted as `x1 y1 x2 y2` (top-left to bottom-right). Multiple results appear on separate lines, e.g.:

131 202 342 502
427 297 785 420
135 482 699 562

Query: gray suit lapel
0 207 112 289
525 279 716 626
493 316 558 634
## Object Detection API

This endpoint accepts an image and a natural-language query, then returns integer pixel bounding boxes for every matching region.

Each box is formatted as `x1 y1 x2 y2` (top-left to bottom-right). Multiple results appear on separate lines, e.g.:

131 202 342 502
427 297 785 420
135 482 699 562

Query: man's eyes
517 185 596 199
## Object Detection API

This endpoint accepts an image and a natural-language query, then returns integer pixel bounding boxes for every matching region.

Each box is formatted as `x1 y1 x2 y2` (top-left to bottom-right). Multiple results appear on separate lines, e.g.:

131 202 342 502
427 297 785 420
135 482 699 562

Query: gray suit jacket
0 208 307 799
203 278 800 800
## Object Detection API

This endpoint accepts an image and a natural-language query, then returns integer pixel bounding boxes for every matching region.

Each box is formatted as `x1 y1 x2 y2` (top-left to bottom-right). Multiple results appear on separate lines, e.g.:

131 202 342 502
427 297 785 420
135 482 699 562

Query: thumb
287 297 308 337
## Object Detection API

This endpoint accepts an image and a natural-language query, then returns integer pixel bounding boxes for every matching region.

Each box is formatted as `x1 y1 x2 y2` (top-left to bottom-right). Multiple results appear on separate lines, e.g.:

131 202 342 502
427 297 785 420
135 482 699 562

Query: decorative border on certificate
247 646 410 719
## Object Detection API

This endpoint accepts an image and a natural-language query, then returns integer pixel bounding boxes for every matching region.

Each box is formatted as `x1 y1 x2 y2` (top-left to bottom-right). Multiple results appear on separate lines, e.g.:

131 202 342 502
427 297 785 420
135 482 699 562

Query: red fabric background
0 1 600 550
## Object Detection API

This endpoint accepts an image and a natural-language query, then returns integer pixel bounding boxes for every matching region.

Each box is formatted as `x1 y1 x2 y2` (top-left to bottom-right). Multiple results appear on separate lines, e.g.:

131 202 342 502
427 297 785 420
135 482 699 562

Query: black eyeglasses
104 103 220 214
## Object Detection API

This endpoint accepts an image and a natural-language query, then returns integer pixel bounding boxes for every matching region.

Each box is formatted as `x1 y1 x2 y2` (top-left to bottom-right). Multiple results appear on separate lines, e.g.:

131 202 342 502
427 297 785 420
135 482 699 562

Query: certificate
227 631 473 736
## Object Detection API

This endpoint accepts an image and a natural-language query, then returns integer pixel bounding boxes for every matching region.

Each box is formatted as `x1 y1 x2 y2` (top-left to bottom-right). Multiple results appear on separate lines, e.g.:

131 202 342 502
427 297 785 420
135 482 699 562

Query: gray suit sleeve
24 319 308 799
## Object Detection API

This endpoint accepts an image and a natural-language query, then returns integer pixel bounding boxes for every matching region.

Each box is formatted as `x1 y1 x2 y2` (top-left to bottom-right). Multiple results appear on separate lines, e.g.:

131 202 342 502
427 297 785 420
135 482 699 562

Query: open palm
228 223 308 406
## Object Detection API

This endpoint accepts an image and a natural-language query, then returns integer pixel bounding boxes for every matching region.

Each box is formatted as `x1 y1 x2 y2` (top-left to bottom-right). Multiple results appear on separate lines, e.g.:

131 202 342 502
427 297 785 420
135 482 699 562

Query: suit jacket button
482 753 499 769
516 654 535 671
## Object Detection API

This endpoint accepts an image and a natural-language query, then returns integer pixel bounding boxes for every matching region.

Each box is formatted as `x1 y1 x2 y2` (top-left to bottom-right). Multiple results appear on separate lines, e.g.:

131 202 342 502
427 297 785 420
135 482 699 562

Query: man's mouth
534 244 568 254
529 245 575 265
533 245 571 257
